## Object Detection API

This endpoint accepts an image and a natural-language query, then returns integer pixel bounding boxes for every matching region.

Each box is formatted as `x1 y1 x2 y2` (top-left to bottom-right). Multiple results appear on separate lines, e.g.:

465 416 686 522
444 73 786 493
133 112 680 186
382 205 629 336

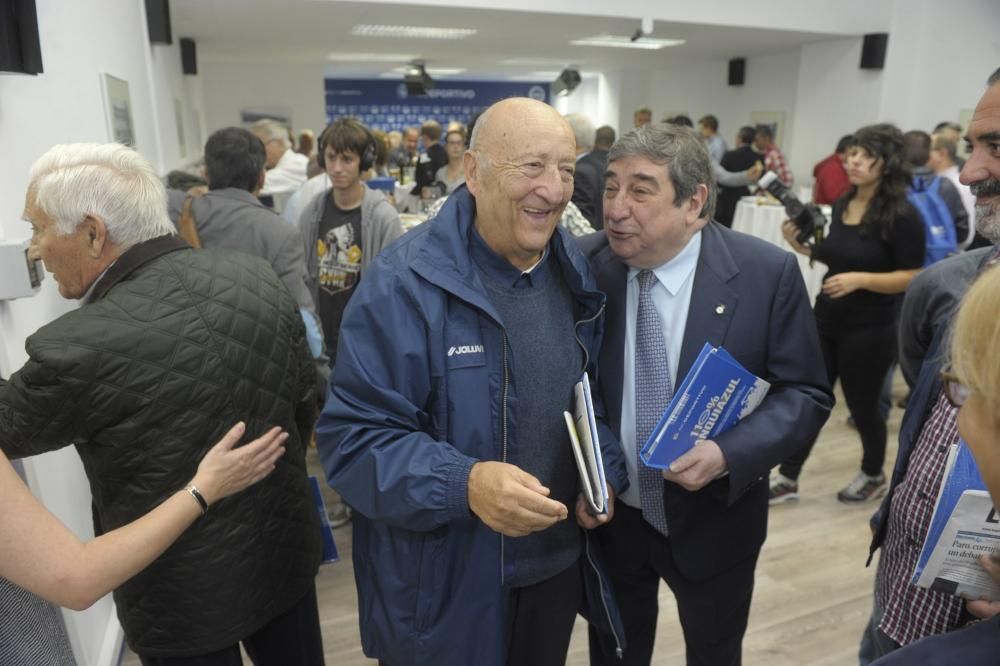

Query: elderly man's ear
81 215 110 258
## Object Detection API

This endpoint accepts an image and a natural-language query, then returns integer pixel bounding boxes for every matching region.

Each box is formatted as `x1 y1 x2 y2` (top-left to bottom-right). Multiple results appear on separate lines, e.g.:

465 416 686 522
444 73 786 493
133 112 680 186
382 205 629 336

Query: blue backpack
907 176 958 267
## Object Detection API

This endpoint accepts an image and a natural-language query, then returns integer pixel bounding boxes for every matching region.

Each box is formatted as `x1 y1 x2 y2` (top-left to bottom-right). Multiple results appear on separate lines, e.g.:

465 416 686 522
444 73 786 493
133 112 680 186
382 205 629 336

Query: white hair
29 143 175 249
251 119 291 149
564 113 595 152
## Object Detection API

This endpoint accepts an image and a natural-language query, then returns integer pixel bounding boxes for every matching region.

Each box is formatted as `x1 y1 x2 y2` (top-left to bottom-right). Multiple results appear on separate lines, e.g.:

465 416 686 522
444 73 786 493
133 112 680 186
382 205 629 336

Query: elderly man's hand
661 439 728 492
575 484 616 529
468 461 568 537
967 554 1000 619
746 161 764 182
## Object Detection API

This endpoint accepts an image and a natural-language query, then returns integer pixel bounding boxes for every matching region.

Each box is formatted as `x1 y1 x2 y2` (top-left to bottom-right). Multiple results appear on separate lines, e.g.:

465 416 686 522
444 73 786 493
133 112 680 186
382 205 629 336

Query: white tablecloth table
731 199 827 304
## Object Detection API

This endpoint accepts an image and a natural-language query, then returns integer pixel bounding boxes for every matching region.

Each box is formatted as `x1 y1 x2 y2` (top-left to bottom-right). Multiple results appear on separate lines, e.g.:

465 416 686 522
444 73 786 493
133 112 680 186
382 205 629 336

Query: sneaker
769 474 799 505
837 471 887 503
329 502 353 529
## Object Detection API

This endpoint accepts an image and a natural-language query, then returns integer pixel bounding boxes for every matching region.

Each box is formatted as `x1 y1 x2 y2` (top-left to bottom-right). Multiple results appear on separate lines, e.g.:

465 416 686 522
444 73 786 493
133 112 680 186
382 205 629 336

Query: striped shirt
876 392 964 645
764 146 793 187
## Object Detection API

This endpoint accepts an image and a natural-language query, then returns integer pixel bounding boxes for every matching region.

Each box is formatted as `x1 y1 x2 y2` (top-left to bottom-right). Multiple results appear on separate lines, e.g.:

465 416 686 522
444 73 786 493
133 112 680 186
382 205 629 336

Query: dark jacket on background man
717 145 760 227
573 149 609 229
0 235 322 657
413 141 449 195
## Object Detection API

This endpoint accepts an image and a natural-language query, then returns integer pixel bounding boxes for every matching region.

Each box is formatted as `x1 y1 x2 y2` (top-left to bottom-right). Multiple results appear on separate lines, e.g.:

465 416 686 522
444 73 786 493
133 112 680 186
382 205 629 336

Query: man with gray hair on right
252 118 309 214
581 123 832 665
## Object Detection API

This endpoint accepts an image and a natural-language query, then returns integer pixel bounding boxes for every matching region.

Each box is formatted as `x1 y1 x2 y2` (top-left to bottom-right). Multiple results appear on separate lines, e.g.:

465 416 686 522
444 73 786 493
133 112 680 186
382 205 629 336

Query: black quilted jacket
0 235 322 656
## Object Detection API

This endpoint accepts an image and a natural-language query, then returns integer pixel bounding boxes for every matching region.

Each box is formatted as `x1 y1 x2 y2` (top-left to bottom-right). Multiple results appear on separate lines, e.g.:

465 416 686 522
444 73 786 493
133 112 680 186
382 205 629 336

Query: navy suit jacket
580 222 833 580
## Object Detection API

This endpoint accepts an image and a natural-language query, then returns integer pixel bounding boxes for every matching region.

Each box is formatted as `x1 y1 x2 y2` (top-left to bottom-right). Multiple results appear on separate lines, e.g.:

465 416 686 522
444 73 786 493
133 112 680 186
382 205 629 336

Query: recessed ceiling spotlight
351 24 477 40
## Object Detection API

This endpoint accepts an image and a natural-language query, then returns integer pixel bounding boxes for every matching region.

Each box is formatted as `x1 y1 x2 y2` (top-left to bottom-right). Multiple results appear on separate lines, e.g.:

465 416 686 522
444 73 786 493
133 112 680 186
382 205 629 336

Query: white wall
200 60 329 137
877 0 1000 131
616 48 802 161
553 72 620 130
0 1 204 664
785 36 884 185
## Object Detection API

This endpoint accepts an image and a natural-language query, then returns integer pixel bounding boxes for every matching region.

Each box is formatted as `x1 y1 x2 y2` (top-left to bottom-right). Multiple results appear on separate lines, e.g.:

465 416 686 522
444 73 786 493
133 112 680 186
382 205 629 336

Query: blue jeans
858 594 900 665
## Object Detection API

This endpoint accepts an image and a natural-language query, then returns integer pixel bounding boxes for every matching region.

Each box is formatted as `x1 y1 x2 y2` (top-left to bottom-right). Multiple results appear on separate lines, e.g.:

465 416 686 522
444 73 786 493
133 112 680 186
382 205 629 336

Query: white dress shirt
262 149 309 214
940 165 977 247
619 231 702 508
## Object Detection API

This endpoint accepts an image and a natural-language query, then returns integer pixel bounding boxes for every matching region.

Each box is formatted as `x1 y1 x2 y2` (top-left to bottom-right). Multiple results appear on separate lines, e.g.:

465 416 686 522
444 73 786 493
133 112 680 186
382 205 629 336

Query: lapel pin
715 304 726 315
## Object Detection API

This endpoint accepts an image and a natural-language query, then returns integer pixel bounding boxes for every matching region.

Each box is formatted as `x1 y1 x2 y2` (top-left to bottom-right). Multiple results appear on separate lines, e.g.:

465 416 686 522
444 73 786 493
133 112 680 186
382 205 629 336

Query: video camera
758 171 828 246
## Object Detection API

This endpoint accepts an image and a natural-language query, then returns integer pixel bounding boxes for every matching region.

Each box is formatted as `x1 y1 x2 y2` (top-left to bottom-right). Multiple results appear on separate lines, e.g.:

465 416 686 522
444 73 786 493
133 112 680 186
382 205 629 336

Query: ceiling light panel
351 24 477 40
390 66 467 76
569 35 685 50
327 53 419 62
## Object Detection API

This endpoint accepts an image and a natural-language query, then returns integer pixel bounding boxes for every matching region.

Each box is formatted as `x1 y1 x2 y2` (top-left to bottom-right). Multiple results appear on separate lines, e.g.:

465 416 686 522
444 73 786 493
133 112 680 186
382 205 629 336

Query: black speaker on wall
728 58 746 86
860 33 888 70
0 0 44 75
180 38 197 75
145 0 172 45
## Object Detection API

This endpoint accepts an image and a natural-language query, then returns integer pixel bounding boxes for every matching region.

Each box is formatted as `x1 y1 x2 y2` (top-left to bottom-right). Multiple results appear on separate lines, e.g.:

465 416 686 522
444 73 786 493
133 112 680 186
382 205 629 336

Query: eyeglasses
941 369 971 408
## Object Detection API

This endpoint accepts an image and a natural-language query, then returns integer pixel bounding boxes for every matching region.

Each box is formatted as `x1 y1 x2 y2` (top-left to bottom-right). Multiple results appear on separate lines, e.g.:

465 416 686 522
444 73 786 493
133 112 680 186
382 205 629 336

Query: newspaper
914 489 1000 600
912 442 999 601
564 371 608 514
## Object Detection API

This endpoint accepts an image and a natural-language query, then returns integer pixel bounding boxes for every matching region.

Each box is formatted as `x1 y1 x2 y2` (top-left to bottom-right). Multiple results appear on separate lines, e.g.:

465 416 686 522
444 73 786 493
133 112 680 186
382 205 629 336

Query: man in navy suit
581 124 833 666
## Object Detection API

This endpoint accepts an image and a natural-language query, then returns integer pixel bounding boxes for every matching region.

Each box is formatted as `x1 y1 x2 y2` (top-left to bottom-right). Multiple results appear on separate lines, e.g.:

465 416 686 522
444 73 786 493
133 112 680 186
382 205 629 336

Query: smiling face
465 99 576 270
961 82 1000 243
603 155 708 269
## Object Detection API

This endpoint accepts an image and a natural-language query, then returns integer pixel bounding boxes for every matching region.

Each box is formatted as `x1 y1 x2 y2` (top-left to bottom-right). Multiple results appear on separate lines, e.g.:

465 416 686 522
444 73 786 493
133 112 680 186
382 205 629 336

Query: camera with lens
758 171 828 246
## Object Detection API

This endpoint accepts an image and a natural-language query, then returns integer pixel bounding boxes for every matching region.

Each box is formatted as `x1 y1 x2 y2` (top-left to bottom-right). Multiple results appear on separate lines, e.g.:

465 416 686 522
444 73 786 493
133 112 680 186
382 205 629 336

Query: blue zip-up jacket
317 186 629 665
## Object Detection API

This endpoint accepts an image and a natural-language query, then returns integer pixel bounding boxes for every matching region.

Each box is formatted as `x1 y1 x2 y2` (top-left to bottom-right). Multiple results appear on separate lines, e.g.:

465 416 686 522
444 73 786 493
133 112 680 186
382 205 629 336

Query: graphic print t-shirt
316 199 363 364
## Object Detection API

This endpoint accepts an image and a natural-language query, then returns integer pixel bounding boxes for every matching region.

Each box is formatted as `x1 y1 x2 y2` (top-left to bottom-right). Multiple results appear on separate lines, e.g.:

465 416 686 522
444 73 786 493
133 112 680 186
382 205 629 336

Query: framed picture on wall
750 111 786 148
100 73 135 147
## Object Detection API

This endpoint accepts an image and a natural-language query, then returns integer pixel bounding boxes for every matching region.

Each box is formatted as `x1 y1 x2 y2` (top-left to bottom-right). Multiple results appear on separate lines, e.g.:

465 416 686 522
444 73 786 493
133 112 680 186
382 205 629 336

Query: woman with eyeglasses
435 127 468 195
870 265 1000 664
772 123 926 504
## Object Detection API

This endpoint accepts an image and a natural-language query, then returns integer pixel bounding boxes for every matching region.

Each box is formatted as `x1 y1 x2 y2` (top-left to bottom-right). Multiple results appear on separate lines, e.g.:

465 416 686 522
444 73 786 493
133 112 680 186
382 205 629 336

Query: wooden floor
123 379 902 666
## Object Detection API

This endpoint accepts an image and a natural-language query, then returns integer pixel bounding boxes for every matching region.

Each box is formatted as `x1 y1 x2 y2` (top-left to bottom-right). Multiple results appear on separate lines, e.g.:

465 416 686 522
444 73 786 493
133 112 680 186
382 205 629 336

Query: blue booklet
640 343 770 469
912 441 996 598
309 475 340 564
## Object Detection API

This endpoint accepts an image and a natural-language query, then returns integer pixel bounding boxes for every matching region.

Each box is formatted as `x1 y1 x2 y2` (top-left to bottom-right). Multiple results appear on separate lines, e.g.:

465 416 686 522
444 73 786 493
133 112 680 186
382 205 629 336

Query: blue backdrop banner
324 79 551 132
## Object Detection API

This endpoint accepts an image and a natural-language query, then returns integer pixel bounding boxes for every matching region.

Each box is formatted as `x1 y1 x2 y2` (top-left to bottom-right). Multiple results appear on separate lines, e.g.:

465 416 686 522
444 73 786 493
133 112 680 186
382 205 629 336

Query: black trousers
589 505 756 666
780 319 896 480
505 557 583 666
138 584 325 666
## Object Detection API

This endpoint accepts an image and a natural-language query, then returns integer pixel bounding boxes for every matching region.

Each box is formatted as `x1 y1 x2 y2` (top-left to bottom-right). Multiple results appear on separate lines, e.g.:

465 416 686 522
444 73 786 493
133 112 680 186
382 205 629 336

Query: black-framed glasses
941 369 971 408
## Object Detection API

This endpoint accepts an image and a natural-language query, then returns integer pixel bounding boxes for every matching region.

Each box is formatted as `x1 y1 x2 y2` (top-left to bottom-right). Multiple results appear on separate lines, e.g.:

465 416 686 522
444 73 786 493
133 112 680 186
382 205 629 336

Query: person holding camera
771 124 926 504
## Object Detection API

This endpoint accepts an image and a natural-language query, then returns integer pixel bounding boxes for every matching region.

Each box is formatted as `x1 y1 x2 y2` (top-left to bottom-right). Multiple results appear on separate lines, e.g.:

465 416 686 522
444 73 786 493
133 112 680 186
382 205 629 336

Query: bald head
470 98 574 156
463 97 576 271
